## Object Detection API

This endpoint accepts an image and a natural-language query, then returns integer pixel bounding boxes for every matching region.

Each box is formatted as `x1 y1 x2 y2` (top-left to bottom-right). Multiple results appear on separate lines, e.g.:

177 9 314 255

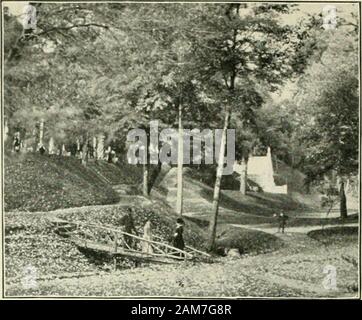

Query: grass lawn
160 168 319 218
214 190 317 215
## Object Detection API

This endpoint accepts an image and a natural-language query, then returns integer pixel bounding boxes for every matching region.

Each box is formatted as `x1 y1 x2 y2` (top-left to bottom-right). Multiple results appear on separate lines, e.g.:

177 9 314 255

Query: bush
215 225 283 255
307 226 358 245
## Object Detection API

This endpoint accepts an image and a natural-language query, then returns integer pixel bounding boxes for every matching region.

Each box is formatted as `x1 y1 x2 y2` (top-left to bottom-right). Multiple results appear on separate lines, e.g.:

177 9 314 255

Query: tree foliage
291 29 358 183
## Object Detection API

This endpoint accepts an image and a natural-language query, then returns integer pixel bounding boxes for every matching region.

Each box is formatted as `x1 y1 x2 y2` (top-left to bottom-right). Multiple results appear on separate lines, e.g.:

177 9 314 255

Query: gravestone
96 134 104 160
48 137 55 154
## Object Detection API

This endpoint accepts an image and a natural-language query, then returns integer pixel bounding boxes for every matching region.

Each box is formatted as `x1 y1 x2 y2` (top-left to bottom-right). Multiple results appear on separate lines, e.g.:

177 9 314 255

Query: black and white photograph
0 0 360 299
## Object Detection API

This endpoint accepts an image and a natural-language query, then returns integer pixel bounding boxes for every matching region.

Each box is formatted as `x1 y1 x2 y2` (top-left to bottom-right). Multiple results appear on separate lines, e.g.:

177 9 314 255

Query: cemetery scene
2 2 359 298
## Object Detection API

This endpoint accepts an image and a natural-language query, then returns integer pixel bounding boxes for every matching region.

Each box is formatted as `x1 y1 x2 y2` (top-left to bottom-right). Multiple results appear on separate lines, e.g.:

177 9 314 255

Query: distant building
234 147 288 194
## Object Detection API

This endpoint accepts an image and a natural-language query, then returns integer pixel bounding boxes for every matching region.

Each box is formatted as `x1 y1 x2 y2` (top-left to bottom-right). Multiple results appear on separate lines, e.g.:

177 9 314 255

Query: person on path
13 135 21 152
119 208 138 249
39 145 46 155
275 212 288 233
173 218 185 255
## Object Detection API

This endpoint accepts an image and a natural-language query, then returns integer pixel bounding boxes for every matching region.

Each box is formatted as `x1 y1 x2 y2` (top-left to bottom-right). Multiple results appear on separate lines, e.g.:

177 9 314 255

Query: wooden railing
51 218 195 260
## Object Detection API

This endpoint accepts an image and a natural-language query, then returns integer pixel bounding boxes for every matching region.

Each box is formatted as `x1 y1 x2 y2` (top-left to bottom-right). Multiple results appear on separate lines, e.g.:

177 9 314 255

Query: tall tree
291 28 358 218
188 3 300 250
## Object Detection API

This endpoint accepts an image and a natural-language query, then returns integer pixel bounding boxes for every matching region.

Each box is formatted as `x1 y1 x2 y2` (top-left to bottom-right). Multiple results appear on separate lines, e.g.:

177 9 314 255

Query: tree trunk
239 157 247 195
81 135 88 166
176 101 183 216
340 181 347 219
97 134 104 160
208 108 230 251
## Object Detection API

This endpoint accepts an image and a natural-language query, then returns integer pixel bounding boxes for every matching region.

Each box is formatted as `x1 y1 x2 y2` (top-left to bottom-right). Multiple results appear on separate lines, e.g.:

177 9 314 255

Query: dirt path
230 222 358 235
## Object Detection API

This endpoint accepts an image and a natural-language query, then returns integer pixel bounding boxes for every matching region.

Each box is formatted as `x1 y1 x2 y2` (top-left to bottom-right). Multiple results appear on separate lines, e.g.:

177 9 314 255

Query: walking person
39 145 46 155
142 220 153 254
172 218 185 256
118 208 138 249
275 212 288 233
13 134 21 152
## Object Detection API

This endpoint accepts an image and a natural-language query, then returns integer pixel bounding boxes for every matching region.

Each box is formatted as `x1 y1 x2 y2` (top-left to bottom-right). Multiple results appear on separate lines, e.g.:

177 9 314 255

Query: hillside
4 153 124 212
89 160 143 186
152 166 317 216
273 160 307 193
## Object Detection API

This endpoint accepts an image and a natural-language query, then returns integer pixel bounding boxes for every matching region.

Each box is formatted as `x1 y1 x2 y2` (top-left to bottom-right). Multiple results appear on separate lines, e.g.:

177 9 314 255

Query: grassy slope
182 168 316 214
4 153 121 212
153 166 359 238
180 170 358 226
4 151 316 215
88 160 143 185
151 166 330 233
183 165 318 210
188 160 308 193
189 160 323 210
273 160 307 193
154 166 314 216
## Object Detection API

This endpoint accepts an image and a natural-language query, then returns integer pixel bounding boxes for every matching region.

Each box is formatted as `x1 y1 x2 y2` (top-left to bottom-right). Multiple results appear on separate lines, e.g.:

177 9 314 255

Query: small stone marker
227 248 241 259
